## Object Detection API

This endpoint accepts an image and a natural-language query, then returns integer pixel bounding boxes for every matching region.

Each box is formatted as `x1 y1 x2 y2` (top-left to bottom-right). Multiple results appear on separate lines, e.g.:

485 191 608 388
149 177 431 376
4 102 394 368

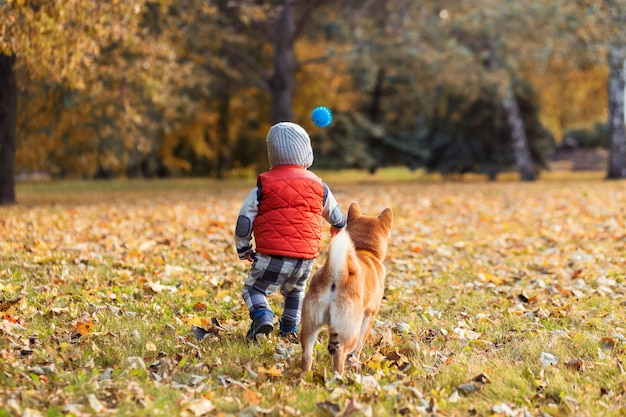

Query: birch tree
607 46 626 178
557 0 626 178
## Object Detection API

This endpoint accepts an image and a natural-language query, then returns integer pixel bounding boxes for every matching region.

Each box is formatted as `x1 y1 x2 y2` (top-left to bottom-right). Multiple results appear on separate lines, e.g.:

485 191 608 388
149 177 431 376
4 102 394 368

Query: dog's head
346 201 393 260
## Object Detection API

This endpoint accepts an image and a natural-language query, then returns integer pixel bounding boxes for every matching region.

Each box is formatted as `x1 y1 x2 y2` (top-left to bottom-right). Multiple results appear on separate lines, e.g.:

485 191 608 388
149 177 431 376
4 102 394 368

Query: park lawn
0 170 625 416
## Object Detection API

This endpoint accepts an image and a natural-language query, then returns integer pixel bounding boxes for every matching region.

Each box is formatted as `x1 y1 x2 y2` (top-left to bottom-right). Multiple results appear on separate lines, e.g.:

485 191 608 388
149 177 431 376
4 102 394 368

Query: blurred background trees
1 0 625 203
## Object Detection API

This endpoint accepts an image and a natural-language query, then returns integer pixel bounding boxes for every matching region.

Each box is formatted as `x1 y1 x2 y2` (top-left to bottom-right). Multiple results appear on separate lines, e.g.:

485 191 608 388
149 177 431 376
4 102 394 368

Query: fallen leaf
243 389 260 404
358 375 380 393
87 394 105 413
193 301 208 311
0 296 23 312
144 281 178 293
257 364 283 377
571 268 583 279
138 240 157 252
457 383 480 396
452 327 481 340
70 315 95 338
507 304 527 315
1 313 20 324
184 398 215 416
448 390 460 403
601 337 616 350
539 352 558 367
525 367 546 388
365 352 386 370
191 288 208 297
564 358 585 372
472 373 491 384
481 272 504 284
395 322 411 333
492 402 515 416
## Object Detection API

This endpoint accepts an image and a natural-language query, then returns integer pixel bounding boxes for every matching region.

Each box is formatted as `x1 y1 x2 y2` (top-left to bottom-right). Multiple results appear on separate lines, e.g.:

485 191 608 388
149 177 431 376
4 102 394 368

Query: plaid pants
242 253 315 331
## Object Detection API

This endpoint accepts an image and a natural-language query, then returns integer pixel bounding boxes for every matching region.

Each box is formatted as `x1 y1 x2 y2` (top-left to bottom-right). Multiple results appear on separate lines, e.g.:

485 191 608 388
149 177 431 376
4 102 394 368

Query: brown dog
300 201 393 374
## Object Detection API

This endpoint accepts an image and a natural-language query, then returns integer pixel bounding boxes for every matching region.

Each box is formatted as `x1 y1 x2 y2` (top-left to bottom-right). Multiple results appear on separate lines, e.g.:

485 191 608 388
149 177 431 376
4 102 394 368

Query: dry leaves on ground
0 179 624 415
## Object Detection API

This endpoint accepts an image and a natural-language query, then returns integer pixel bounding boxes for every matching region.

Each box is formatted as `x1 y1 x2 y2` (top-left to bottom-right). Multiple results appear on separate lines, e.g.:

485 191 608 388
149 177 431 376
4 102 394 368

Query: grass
1 168 625 416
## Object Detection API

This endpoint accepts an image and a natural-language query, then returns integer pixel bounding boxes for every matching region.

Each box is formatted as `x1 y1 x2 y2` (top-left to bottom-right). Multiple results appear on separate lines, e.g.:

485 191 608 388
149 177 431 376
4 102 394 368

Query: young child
235 122 346 341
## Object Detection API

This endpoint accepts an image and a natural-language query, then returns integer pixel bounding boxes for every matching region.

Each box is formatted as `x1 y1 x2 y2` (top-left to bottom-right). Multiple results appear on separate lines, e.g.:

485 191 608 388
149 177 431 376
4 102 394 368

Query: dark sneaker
278 320 299 343
246 310 274 342
279 331 299 344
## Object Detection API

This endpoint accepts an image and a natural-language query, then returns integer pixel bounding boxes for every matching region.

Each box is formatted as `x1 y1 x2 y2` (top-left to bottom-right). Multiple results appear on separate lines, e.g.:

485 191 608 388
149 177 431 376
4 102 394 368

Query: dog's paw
347 355 361 370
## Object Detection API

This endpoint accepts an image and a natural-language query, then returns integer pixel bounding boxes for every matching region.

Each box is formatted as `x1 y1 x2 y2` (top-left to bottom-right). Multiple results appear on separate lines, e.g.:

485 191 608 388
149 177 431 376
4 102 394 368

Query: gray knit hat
266 122 314 168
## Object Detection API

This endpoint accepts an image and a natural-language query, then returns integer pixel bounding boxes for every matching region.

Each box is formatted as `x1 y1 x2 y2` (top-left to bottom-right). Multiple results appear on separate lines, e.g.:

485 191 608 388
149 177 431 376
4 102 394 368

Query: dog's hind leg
301 327 322 372
350 312 376 360
330 331 359 375
301 325 323 372
328 301 362 374
300 303 325 372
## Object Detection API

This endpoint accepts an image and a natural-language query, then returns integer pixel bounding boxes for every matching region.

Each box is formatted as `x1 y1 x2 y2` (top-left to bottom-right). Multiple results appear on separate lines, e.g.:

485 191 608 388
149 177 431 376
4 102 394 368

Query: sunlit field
1 169 624 416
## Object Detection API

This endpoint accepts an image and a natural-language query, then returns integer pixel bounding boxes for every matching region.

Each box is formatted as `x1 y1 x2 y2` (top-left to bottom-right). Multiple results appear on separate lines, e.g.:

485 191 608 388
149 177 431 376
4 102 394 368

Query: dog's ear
378 208 393 230
347 202 362 222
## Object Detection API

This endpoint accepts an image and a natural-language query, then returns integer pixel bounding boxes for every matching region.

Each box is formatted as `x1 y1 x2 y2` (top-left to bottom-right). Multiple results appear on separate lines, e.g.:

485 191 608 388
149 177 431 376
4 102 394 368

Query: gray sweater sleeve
234 187 259 259
322 184 346 228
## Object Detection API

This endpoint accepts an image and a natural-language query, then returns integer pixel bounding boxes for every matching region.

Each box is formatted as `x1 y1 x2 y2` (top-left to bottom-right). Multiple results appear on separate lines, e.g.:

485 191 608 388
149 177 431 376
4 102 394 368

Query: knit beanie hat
266 122 314 168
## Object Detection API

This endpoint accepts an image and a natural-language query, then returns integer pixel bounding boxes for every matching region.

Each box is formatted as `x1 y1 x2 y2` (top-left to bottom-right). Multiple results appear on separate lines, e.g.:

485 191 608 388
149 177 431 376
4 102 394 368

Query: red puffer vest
254 165 325 259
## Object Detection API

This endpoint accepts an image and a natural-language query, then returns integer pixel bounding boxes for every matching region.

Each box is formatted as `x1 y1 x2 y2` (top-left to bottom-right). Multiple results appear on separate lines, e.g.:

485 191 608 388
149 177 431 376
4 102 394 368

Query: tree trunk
501 82 536 181
269 3 296 124
368 67 386 123
0 52 17 205
607 45 626 179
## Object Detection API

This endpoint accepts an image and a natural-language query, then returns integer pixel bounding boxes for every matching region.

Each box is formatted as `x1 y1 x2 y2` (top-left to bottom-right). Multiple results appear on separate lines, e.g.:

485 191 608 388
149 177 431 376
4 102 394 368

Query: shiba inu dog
300 201 393 374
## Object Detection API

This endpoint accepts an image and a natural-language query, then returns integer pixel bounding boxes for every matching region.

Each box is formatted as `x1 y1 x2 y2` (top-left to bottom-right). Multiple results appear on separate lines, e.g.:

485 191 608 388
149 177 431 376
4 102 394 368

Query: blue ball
311 106 333 128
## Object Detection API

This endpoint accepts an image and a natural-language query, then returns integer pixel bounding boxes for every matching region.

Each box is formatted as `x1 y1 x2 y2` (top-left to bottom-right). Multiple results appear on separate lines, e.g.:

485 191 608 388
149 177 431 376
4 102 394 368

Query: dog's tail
327 228 352 280
326 229 355 357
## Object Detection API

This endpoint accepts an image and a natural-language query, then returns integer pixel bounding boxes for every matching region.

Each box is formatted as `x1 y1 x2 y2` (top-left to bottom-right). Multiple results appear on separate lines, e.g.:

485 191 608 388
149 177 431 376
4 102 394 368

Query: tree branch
220 44 271 85
291 0 327 45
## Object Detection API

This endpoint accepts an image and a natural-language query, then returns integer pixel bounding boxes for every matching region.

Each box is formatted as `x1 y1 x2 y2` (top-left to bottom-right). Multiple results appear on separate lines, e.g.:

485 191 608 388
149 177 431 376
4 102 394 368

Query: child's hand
239 247 256 262
330 226 342 237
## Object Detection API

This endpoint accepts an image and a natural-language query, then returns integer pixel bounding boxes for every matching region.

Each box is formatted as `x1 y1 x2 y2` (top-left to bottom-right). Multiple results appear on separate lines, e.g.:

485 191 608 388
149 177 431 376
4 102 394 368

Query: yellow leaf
366 352 385 370
480 273 503 285
258 365 283 377
0 283 21 293
184 316 211 329
215 289 230 300
192 288 208 297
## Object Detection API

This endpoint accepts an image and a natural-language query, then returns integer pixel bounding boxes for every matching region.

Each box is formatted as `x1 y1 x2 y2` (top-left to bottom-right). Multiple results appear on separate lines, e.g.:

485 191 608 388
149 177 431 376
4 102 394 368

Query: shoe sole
255 324 273 337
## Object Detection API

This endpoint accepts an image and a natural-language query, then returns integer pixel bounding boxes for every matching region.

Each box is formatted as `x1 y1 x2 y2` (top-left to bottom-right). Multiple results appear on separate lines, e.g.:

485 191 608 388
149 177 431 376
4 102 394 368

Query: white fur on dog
327 229 351 279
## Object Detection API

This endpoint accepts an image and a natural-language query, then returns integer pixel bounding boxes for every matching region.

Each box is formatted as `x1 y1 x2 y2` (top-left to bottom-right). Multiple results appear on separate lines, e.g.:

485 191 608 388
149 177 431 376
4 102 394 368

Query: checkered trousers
242 253 315 330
